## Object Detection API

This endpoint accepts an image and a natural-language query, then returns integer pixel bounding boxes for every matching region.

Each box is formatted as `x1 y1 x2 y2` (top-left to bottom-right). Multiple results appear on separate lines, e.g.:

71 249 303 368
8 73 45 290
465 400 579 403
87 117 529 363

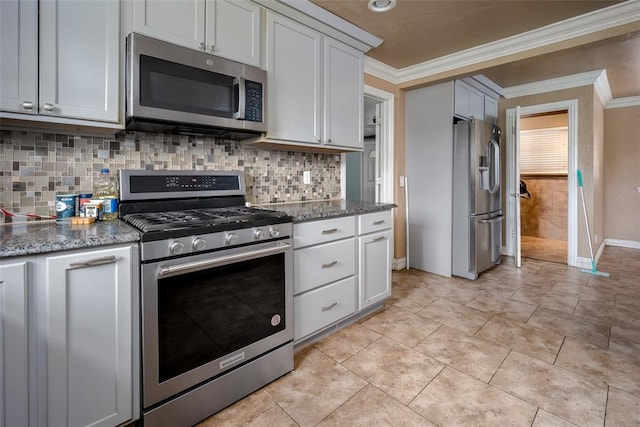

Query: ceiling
309 0 640 98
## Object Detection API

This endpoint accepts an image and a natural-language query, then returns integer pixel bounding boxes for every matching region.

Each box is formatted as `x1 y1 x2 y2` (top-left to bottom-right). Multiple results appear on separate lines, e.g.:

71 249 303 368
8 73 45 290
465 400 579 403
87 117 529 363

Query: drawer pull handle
372 220 385 225
373 236 386 242
321 301 338 311
321 261 338 268
321 228 338 234
68 255 116 269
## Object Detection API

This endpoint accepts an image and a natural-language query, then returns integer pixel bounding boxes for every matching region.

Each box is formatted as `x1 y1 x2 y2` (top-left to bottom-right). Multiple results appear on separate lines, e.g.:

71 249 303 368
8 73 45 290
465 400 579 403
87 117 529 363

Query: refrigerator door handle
489 139 500 194
478 214 504 224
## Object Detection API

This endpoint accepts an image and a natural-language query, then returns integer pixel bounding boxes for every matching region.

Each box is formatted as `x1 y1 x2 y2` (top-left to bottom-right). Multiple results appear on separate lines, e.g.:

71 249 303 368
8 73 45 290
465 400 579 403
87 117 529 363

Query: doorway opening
519 111 568 264
505 100 578 268
343 86 394 204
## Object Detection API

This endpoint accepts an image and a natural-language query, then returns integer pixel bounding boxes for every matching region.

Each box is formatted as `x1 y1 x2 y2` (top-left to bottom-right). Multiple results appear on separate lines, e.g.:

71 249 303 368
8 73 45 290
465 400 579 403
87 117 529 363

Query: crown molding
502 70 605 99
364 1 640 84
594 70 613 105
606 96 640 109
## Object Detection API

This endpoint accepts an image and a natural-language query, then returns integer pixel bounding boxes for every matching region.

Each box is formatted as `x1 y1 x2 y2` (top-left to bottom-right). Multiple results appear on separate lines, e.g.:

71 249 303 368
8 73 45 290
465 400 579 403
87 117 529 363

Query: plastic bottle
93 168 119 220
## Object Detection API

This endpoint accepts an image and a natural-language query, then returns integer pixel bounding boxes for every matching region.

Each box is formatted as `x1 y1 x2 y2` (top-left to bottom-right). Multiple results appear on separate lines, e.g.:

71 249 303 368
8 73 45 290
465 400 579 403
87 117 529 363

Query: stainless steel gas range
119 170 293 427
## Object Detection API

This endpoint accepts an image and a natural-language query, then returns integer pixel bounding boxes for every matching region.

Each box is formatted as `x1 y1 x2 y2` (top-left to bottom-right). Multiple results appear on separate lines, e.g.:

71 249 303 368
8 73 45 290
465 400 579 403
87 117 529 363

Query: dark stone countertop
0 200 395 258
0 220 140 258
259 199 397 223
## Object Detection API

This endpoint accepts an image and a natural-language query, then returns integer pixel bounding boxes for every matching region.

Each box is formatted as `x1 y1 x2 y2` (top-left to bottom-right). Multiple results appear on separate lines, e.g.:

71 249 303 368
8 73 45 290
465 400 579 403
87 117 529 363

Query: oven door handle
158 242 291 278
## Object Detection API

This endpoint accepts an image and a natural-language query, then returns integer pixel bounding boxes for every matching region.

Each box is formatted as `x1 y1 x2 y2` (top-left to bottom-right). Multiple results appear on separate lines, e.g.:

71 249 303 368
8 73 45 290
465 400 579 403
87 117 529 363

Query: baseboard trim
605 238 640 249
393 257 407 270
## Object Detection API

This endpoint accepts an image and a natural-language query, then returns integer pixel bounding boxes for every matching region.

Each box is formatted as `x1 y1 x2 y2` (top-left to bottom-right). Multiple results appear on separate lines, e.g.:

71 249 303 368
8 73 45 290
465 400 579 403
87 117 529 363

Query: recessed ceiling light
368 0 396 13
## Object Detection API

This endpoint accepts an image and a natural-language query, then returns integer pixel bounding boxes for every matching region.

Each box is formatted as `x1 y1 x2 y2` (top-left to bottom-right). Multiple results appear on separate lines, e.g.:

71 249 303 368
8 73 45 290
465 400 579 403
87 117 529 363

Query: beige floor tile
197 390 295 427
465 294 537 322
490 352 607 427
511 287 579 314
531 409 578 426
342 336 444 405
575 299 640 329
385 285 438 313
264 348 367 426
360 306 441 348
409 366 537 426
609 325 640 359
606 386 640 426
314 322 381 363
417 298 492 334
475 316 564 364
526 307 610 349
317 384 435 427
420 282 479 304
555 338 640 397
414 325 510 382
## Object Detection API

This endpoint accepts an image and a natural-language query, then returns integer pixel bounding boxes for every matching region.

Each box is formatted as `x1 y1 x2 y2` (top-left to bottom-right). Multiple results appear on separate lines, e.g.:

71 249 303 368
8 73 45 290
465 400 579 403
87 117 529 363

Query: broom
577 169 610 277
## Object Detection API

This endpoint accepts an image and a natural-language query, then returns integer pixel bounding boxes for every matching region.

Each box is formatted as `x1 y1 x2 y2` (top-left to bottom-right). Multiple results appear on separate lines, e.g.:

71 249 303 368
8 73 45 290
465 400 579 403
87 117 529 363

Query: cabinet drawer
358 210 392 235
294 238 356 294
293 216 355 249
294 276 356 340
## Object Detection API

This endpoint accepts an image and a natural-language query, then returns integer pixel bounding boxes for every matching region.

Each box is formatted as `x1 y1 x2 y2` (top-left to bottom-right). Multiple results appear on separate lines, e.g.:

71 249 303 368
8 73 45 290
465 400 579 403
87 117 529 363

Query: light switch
303 171 311 184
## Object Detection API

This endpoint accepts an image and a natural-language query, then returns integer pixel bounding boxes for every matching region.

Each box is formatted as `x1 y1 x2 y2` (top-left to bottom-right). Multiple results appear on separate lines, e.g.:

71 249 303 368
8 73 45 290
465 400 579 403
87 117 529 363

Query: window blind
520 126 568 175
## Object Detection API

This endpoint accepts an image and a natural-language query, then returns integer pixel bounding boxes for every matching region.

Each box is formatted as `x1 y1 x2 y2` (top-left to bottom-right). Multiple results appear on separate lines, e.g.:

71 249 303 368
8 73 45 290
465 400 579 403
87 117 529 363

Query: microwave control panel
245 80 263 122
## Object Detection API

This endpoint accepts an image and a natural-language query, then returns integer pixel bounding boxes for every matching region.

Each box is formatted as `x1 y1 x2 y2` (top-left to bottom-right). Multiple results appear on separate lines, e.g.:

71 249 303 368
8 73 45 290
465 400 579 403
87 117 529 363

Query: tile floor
199 246 640 426
521 235 568 264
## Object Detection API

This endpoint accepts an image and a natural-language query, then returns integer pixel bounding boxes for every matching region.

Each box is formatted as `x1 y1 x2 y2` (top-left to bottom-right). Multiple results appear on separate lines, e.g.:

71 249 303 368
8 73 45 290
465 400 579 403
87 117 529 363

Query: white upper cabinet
266 13 322 144
133 0 261 66
39 0 120 123
207 0 261 66
133 0 206 51
266 12 364 151
324 38 364 149
0 0 37 115
454 79 484 120
1 0 120 123
454 79 499 122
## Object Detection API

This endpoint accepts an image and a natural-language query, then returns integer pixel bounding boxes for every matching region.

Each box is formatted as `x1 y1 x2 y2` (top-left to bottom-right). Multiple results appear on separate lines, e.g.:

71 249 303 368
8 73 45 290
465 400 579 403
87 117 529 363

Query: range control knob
192 238 206 251
169 241 184 255
225 233 239 245
254 228 267 240
269 226 280 238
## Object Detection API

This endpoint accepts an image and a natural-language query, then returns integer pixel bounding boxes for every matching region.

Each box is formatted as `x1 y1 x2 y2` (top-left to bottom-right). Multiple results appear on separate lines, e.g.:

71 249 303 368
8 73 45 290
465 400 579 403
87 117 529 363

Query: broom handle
577 170 596 262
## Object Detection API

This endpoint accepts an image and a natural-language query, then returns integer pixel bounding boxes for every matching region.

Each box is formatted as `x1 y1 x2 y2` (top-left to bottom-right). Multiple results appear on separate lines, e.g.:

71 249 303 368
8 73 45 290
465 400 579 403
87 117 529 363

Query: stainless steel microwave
126 33 267 139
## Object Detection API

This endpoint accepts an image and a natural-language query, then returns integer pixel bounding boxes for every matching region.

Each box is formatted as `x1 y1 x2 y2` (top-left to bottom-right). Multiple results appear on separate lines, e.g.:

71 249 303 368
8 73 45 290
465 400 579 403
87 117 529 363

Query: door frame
505 99 578 267
342 85 394 204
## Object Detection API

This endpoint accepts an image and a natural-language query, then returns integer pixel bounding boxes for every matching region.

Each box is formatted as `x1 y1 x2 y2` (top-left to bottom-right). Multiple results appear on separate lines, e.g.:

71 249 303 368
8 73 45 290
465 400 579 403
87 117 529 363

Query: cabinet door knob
43 103 54 111
316 137 322 143
22 101 33 110
209 45 216 52
199 42 206 51
326 138 332 143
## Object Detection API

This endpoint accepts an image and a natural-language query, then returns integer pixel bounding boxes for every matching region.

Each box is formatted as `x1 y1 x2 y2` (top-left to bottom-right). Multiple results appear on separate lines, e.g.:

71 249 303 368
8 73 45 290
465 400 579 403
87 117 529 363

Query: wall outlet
303 171 311 184
399 176 405 187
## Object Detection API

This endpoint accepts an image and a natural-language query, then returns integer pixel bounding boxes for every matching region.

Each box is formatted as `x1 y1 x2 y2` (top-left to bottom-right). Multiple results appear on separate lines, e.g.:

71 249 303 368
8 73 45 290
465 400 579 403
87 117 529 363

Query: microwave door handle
233 77 246 120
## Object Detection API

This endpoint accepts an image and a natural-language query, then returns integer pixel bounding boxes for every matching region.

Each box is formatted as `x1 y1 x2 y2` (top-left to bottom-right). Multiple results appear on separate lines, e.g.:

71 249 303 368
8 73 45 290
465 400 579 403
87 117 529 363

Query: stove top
118 170 292 246
124 206 290 233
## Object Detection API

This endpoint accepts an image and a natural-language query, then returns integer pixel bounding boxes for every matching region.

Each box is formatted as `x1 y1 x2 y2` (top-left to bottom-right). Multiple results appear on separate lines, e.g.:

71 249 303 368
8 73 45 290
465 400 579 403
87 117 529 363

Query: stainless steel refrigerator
452 118 503 280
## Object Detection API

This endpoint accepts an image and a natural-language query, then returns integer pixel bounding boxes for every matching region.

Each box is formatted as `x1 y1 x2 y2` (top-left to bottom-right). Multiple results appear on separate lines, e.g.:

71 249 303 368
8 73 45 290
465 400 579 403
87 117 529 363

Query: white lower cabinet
357 211 393 310
294 276 356 341
293 210 393 343
0 257 34 427
40 244 137 427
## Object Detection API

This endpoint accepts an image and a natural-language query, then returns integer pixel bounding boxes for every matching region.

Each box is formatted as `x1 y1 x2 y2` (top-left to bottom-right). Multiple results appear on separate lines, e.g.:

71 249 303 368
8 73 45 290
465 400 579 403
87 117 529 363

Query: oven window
139 55 234 117
157 253 285 382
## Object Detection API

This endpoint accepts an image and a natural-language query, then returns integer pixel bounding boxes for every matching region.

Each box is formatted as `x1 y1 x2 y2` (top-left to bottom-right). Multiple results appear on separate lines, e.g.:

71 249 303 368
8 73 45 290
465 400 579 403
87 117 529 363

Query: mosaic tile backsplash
0 129 342 218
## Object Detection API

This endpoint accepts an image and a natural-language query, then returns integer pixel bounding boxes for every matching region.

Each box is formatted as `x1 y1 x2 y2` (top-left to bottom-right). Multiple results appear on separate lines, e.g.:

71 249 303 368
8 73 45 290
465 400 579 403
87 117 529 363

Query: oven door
141 239 292 408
